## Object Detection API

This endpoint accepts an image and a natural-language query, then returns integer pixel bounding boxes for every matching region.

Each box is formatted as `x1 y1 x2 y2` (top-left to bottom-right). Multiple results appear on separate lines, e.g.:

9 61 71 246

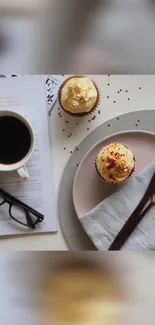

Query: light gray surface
82 161 155 251
58 110 155 250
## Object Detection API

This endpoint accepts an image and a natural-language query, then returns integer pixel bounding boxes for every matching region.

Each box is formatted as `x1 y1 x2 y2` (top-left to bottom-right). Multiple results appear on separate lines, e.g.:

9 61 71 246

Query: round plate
73 130 155 219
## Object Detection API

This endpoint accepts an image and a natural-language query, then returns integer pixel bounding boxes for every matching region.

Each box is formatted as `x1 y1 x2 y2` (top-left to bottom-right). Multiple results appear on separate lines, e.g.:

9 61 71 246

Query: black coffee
0 116 31 164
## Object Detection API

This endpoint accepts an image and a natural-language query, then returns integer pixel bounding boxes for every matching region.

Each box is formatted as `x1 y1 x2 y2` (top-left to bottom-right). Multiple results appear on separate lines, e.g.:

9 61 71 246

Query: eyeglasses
0 188 44 229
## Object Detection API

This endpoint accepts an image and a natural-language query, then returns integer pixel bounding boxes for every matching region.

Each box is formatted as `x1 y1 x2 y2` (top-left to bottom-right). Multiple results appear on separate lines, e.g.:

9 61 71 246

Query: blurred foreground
0 252 155 324
1 0 155 74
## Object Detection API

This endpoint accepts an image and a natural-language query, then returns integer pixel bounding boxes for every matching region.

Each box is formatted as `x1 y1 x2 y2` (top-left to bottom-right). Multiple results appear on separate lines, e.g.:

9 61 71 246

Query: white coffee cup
0 110 35 180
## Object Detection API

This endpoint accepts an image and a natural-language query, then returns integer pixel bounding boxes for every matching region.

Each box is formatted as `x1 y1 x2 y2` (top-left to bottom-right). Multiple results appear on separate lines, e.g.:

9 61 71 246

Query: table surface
1 74 155 250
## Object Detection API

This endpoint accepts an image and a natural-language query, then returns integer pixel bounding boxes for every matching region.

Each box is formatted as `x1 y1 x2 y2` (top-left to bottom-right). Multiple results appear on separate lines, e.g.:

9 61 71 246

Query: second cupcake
96 142 135 183
58 76 99 116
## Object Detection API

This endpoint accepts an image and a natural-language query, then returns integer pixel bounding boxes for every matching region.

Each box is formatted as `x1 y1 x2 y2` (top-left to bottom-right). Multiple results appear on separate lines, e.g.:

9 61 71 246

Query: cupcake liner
58 75 101 117
95 143 136 184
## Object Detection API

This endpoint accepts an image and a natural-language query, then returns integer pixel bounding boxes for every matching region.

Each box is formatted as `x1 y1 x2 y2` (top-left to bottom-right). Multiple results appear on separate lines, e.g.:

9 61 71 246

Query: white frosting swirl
60 77 98 114
96 143 135 183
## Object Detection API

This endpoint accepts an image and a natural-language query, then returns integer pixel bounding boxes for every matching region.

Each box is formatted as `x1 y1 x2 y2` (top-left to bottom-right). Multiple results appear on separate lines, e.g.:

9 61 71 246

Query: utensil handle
109 201 153 251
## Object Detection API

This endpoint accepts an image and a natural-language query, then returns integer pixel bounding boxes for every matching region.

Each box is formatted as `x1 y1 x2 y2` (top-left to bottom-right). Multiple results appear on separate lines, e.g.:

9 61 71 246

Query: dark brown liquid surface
0 116 31 164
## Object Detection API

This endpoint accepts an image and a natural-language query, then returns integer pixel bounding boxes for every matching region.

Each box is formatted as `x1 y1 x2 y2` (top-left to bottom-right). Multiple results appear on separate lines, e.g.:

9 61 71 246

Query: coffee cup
0 110 35 180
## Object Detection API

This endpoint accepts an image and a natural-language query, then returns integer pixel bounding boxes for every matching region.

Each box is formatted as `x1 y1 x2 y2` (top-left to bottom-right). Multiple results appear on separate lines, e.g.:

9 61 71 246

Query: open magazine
2 74 63 114
0 75 57 235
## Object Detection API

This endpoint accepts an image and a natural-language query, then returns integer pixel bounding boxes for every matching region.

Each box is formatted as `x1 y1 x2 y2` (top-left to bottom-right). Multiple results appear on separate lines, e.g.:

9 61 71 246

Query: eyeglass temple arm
24 209 35 229
0 188 44 219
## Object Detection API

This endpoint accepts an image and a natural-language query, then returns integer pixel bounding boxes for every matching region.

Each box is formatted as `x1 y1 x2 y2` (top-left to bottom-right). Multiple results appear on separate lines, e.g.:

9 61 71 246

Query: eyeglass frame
0 188 44 229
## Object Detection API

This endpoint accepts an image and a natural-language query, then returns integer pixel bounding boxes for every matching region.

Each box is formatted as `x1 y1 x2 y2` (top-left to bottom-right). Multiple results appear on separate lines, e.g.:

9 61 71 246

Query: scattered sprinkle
108 124 110 127
117 117 119 120
92 116 96 120
108 74 110 77
98 110 100 114
87 128 89 131
65 120 69 124
107 83 110 86
139 87 142 90
77 122 79 125
64 147 66 150
138 120 140 122
135 124 138 127
125 90 128 92
70 151 72 154
57 107 60 110
120 89 122 92
128 98 130 100
113 101 116 103
76 164 79 167
107 96 110 99
117 91 120 94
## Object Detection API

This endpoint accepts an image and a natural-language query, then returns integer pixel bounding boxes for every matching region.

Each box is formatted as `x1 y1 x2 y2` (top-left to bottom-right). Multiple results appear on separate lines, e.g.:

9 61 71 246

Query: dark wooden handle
109 201 153 251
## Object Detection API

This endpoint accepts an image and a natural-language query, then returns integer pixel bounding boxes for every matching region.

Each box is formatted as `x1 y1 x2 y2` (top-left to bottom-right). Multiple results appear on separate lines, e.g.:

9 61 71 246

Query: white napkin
80 161 155 251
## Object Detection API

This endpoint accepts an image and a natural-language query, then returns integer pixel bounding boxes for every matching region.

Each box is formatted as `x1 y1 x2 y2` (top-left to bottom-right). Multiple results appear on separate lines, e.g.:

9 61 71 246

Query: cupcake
40 264 123 325
58 76 99 116
96 142 135 183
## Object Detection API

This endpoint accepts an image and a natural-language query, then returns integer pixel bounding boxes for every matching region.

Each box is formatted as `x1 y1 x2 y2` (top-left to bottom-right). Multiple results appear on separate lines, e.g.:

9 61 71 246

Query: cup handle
17 165 29 180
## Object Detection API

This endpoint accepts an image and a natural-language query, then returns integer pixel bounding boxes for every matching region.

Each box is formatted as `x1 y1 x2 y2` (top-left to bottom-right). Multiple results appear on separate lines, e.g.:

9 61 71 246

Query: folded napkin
80 161 155 251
